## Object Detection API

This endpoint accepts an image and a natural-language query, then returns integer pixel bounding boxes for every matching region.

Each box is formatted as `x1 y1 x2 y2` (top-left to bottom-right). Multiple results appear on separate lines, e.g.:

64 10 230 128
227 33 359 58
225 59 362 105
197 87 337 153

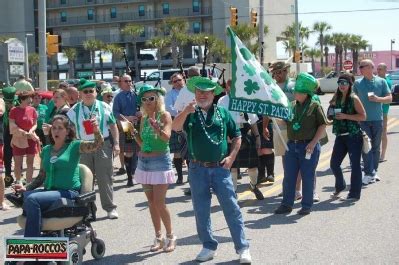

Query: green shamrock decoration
243 64 256 76
271 88 283 101
240 48 253 61
260 71 273 85
244 79 260 95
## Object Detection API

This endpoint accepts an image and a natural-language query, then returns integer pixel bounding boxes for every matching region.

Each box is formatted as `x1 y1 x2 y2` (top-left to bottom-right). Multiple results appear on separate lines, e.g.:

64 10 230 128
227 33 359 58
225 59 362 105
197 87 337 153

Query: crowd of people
0 58 393 264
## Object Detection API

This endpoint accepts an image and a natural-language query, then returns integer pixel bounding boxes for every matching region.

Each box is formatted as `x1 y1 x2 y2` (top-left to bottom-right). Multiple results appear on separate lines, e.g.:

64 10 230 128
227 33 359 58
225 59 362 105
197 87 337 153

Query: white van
136 67 222 92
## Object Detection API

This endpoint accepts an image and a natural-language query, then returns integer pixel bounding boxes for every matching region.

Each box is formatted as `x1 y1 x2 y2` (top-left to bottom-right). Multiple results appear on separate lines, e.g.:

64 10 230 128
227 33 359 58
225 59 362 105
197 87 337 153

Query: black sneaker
274 204 292 214
265 175 275 183
297 208 311 215
257 176 267 184
4 175 14 188
116 168 126 175
176 179 183 185
126 179 134 187
250 185 264 200
6 193 24 208
184 189 191 196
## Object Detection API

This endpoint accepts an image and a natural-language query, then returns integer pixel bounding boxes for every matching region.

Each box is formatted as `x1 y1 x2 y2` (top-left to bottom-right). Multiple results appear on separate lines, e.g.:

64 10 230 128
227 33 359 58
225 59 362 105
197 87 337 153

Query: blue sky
298 0 399 51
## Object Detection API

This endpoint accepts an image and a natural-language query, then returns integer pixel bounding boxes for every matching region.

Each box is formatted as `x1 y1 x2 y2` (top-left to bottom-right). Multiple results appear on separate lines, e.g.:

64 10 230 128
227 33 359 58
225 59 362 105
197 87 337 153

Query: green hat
78 78 96 91
269 61 290 73
13 80 34 92
137 84 166 104
186 76 223 95
294 73 318 95
100 82 113 96
2 86 17 102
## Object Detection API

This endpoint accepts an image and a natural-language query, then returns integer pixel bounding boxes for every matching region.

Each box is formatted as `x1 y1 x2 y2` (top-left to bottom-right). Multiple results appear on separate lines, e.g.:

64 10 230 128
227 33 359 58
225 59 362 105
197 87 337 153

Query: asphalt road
1 95 399 264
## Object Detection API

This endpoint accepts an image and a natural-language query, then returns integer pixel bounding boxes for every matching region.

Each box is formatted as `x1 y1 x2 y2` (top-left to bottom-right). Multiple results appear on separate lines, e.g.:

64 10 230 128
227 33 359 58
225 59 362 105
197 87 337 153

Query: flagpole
272 118 289 151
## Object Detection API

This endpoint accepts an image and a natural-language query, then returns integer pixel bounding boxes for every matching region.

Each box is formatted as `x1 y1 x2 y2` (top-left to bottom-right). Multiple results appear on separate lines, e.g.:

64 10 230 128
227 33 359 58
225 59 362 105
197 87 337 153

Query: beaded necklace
196 105 224 145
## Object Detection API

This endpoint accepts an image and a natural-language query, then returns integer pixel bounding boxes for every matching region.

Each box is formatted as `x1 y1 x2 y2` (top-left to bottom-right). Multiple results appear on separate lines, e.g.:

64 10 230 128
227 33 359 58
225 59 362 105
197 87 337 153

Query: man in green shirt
172 77 251 264
32 92 48 145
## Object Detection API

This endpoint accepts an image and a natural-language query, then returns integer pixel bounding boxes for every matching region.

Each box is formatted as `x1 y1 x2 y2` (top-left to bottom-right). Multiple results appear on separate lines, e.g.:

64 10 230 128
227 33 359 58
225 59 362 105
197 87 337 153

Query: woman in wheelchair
12 114 104 237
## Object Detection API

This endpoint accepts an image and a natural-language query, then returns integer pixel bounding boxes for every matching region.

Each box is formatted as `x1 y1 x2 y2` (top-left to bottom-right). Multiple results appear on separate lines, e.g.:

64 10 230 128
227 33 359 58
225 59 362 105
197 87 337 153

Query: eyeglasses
141 96 157 103
106 95 113 99
173 79 183 83
359 65 369 69
123 80 132 83
83 89 95 94
337 80 350 86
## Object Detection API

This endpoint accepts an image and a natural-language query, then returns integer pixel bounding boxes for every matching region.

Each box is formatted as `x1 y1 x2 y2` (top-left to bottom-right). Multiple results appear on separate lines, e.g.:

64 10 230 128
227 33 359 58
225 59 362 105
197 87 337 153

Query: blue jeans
23 189 79 237
188 162 249 252
330 134 363 199
282 141 320 210
360 121 383 176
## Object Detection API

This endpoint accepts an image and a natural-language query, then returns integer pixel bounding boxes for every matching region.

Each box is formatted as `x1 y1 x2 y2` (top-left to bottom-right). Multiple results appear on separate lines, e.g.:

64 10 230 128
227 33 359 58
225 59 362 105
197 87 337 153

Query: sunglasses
123 80 132 83
106 95 113 99
359 65 369 69
337 80 349 86
141 96 157 103
173 79 183 83
83 89 95 94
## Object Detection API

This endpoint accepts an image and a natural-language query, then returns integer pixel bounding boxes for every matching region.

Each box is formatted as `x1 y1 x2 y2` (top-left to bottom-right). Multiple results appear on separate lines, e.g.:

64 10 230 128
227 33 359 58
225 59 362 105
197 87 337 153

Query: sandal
1 202 11 211
150 236 165 252
164 234 177 252
330 190 344 199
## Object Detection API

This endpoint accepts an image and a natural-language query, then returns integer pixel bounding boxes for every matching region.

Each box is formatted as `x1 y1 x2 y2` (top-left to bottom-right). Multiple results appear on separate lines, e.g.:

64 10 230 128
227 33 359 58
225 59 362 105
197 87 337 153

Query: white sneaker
362 175 372 185
195 248 216 262
239 248 252 264
295 191 302 200
313 193 320 203
107 209 119 219
373 174 381 182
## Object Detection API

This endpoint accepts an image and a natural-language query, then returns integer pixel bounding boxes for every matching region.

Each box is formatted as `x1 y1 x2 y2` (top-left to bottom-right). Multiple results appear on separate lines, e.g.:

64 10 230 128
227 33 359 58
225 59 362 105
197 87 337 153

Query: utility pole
259 0 265 66
391 39 395 70
294 0 300 74
38 0 47 90
25 33 33 79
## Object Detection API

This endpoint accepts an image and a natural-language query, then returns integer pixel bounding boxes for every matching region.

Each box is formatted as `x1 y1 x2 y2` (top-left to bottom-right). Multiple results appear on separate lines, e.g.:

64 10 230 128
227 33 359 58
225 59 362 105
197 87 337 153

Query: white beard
197 99 213 110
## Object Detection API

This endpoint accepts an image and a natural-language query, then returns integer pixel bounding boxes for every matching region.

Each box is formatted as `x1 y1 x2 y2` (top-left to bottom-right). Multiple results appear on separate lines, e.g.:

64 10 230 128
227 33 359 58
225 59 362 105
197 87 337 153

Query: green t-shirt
35 104 48 130
183 106 241 162
41 141 82 191
287 98 328 141
45 100 55 123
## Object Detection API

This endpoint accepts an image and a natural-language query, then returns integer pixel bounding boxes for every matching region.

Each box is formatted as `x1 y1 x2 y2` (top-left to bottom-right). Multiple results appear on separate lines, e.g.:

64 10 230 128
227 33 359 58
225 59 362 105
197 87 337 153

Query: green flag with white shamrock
227 26 291 120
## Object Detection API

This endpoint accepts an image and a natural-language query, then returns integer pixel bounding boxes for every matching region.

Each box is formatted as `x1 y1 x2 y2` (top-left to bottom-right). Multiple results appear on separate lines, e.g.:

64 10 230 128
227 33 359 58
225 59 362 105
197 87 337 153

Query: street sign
77 71 93 78
9 65 24 76
343 60 353 70
7 40 25 63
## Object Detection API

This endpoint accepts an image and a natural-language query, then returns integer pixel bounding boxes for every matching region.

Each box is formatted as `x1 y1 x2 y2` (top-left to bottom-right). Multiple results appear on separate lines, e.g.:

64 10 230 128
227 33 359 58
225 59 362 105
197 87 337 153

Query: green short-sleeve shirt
183 106 241 162
287 99 328 141
41 141 82 191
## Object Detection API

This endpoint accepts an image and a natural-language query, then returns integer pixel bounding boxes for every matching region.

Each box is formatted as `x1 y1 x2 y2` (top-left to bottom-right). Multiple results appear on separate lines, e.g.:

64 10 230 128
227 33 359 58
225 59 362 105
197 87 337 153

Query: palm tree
207 36 230 63
63 47 77 79
341 33 352 61
323 34 332 69
231 24 269 57
122 24 145 81
83 39 104 79
281 22 312 56
28 53 39 84
304 48 322 75
330 33 345 72
105 44 123 75
349 35 368 74
313 21 332 69
146 37 170 70
160 18 189 68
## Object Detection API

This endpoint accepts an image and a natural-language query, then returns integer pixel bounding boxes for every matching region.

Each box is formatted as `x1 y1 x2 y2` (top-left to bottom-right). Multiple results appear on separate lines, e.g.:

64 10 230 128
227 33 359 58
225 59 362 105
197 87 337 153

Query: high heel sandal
164 234 177 252
150 236 165 252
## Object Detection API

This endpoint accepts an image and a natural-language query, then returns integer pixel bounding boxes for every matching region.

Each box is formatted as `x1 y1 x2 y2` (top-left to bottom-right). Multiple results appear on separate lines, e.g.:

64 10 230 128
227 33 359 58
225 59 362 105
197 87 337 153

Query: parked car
318 71 362 93
136 66 222 92
388 71 399 104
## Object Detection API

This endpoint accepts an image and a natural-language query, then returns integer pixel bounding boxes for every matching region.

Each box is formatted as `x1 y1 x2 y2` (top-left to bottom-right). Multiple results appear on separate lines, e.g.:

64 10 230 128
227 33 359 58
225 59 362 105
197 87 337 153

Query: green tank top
332 94 360 136
140 112 169 153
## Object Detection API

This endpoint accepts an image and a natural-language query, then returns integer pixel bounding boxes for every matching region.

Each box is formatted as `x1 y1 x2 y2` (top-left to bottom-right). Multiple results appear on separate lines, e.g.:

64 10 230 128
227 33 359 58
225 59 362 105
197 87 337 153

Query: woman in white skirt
126 84 177 252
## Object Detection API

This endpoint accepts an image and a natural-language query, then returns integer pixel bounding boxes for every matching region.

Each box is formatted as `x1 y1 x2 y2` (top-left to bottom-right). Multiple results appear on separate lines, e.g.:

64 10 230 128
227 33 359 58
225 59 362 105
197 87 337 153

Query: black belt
289 139 311 144
191 160 222 168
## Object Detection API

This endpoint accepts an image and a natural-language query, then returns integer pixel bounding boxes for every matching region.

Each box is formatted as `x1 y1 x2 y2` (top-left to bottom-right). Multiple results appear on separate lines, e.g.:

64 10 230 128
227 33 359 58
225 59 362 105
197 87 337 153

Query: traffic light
250 9 257 28
294 50 303 63
46 33 61 56
230 6 238 26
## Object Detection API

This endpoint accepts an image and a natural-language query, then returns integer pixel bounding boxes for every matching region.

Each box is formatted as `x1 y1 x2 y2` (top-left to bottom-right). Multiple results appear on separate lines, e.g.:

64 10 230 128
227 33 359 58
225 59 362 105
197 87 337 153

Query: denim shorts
137 152 172 172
